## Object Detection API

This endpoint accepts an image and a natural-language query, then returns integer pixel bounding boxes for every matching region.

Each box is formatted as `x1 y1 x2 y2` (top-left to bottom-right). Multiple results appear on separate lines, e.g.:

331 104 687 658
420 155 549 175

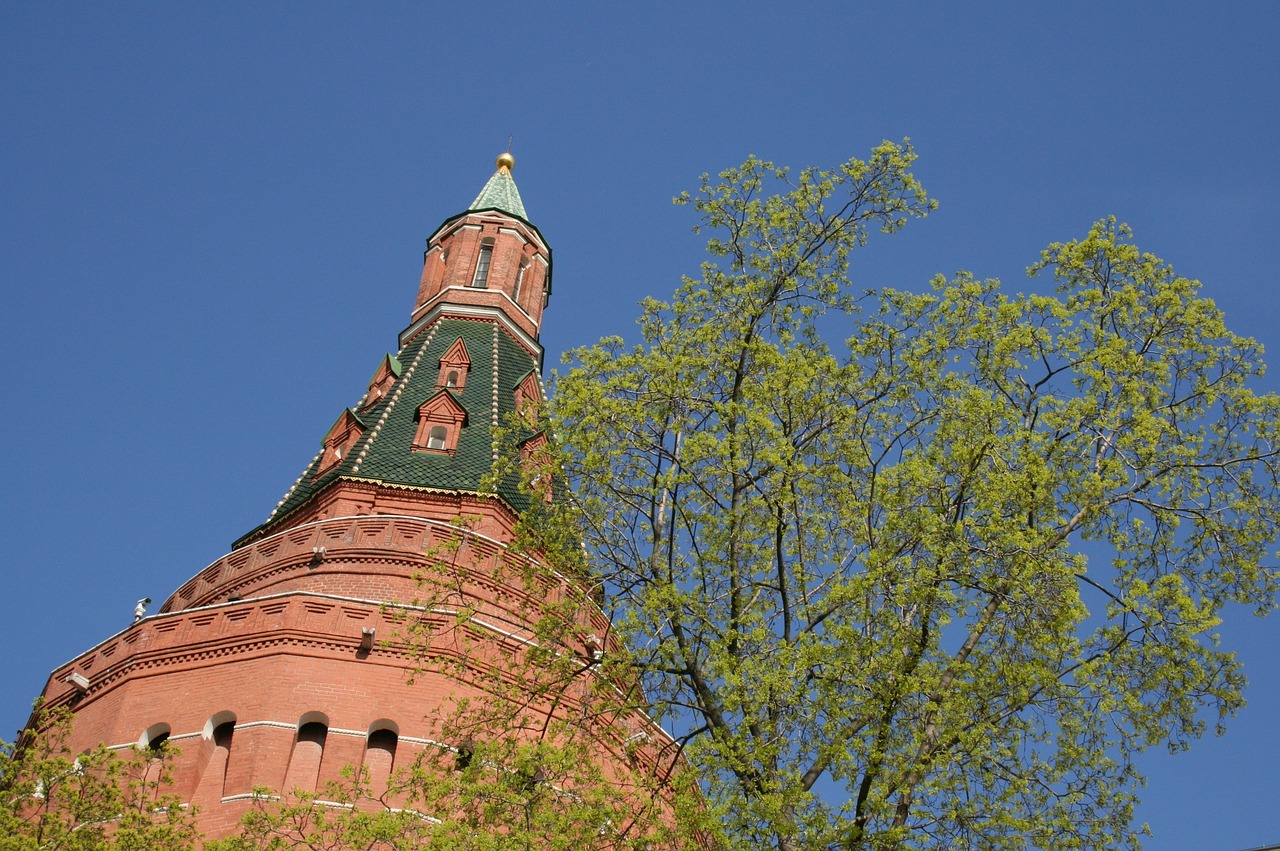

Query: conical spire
469 152 527 219
235 154 552 546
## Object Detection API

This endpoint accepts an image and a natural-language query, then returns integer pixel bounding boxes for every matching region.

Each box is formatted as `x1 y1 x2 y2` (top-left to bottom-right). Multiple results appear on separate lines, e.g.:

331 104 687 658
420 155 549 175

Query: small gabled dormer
519 431 553 503
437 338 470 391
316 409 365 478
513 370 542 421
411 391 468 454
361 354 403 412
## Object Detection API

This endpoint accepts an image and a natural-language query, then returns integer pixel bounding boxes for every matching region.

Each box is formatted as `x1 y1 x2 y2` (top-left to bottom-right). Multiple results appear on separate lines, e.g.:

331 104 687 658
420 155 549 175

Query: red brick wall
412 212 549 339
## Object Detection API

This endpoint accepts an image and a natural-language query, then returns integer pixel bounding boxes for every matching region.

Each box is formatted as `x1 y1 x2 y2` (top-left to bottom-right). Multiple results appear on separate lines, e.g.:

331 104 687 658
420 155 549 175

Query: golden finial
496 152 515 172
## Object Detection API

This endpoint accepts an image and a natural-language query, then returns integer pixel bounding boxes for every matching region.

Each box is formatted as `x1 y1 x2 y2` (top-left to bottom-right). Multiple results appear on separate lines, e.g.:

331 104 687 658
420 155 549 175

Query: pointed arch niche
437 338 470 391
412 391 468 454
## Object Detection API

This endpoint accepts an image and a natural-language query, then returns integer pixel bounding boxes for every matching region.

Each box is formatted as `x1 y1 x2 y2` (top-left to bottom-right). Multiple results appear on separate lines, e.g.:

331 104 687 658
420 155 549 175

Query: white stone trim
398 299 543 357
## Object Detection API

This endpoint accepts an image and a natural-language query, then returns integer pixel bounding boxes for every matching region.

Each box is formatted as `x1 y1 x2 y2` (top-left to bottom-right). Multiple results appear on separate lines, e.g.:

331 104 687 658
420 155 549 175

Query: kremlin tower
31 156 678 843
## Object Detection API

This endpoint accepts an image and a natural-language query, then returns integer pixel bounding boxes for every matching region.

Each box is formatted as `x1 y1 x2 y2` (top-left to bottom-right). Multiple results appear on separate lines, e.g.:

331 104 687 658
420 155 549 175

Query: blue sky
2 4 1278 847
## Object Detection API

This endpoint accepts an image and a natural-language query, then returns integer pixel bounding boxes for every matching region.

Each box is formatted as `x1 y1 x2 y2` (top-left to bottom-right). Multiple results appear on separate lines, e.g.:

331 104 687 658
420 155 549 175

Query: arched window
514 259 528 302
513 371 542 419
282 713 329 794
361 354 402 412
316 409 365 478
139 723 171 752
471 238 494 288
412 391 467 454
437 338 470 390
364 721 399 794
194 711 236 802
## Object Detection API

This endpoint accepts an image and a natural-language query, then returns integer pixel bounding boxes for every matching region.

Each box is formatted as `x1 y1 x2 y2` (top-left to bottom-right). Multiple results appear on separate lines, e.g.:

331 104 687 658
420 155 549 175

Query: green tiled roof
244 317 542 542
469 167 527 220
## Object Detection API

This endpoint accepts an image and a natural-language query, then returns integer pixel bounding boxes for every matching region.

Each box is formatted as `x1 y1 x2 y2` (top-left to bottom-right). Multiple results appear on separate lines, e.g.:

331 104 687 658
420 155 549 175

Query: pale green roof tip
469 165 527 220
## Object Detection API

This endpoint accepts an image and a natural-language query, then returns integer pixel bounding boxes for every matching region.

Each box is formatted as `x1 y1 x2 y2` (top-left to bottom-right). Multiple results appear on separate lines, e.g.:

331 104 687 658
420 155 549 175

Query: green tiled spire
242 318 542 544
469 154 527 220
235 156 548 547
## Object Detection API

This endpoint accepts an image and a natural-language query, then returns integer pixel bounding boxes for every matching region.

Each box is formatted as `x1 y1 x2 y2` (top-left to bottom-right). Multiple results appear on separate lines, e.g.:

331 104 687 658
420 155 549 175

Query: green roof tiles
255 317 541 535
234 162 550 548
469 167 527 220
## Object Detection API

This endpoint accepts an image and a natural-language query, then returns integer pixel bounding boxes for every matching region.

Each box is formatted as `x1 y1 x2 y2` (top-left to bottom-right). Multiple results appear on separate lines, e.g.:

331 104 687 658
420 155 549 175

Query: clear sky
2 4 1277 848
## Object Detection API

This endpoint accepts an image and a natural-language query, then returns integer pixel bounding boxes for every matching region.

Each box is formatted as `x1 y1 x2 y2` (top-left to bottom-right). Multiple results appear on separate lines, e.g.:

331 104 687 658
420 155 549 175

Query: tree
538 141 1280 849
13 143 1278 851
210 523 710 851
0 706 201 851
212 737 699 851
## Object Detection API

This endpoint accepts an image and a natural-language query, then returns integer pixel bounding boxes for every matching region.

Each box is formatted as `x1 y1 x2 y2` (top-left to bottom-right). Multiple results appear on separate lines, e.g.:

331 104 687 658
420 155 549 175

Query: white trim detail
233 720 299 732
221 792 274 803
400 299 543 356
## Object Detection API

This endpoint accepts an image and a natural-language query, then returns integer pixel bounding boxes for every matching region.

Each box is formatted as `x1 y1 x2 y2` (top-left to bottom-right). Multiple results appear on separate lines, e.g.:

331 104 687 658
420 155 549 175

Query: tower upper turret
410 154 552 345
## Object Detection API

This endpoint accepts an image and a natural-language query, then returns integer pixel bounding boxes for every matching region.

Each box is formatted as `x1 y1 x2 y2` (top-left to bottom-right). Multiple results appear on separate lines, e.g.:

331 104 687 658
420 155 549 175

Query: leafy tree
536 141 1280 849
214 524 709 851
0 706 201 851
14 142 1277 851
213 738 699 851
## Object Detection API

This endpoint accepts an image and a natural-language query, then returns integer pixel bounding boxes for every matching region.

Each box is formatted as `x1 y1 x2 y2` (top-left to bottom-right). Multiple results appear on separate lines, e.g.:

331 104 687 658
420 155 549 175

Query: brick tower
33 156 668 841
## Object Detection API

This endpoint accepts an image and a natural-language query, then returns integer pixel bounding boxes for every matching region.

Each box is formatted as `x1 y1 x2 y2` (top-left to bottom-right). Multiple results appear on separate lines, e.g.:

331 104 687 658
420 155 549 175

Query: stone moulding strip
399 300 541 358
61 604 611 698
221 796 438 817
108 720 419 752
232 720 298 733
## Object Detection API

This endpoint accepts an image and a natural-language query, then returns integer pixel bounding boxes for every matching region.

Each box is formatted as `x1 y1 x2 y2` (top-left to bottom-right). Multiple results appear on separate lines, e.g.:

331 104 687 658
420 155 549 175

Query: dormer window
513 371 542 421
316 409 366 477
361 354 402 412
437 338 471 391
412 391 468 454
520 432 553 503
471 238 494 288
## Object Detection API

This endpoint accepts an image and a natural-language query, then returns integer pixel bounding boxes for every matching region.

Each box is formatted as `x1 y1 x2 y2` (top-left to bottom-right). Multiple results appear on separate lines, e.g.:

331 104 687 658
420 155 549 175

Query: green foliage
210 723 704 851
14 143 1275 851
0 706 201 851
218 517 707 850
541 142 1280 849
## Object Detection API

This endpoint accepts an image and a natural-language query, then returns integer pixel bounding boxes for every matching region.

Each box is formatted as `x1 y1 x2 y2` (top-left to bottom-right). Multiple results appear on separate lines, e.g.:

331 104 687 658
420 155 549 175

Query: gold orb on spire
496 152 516 171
